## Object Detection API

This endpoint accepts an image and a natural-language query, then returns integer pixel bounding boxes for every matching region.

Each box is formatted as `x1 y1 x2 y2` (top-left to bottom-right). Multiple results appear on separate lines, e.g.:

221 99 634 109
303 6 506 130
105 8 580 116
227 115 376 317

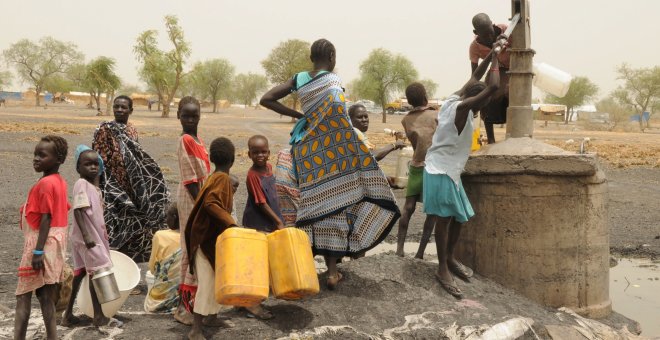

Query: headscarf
75 144 104 175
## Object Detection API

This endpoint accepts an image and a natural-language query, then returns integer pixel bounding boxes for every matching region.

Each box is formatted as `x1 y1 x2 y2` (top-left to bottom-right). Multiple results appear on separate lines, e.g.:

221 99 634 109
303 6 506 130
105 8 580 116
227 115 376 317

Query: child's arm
74 208 96 249
256 203 285 230
31 213 52 271
185 183 200 201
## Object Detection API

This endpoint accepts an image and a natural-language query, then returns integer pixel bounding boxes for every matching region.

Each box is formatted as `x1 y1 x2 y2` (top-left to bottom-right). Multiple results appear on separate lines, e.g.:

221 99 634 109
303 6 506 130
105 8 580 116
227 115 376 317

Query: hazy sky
3 0 659 101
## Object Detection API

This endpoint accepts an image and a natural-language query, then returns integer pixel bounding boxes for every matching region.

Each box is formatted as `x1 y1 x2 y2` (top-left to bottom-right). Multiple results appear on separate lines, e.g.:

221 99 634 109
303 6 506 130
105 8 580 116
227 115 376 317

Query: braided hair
310 39 336 63
41 135 69 163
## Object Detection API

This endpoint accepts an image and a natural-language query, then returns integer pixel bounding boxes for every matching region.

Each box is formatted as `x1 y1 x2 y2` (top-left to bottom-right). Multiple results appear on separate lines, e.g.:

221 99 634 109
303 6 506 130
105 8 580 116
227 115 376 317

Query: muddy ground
0 105 658 339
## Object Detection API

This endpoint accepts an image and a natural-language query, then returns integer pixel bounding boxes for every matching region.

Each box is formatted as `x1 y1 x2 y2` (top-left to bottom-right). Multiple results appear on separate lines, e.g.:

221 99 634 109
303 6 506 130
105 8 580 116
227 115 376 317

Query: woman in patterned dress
261 39 400 289
174 96 211 324
92 95 170 263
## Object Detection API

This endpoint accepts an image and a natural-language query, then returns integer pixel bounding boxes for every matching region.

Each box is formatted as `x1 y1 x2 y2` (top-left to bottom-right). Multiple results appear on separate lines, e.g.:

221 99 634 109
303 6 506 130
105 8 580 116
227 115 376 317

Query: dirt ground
0 104 658 339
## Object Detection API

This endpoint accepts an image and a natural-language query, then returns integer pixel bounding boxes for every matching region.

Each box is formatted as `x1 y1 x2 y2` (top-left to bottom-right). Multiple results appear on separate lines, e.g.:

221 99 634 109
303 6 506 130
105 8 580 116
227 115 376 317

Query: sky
2 0 659 101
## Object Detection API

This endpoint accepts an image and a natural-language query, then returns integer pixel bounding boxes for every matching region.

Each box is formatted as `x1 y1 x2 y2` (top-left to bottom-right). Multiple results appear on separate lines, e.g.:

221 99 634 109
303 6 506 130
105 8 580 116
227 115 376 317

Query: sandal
449 261 474 282
102 318 124 328
326 272 343 290
435 272 463 299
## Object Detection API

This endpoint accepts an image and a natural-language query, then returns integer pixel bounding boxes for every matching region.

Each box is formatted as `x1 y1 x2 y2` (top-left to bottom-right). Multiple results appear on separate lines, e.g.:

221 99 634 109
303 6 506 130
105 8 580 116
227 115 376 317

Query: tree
545 76 598 124
419 78 438 99
261 39 312 111
232 73 268 106
190 59 234 113
0 70 11 91
353 48 418 122
42 75 74 100
3 37 83 106
86 57 121 115
134 15 190 117
612 64 660 131
119 84 142 95
596 96 634 131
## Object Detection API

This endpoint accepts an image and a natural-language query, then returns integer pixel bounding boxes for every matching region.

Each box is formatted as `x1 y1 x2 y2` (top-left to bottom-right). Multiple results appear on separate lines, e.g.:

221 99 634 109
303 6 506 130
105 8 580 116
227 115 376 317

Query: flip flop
449 261 474 282
326 272 344 290
102 318 124 328
435 272 463 299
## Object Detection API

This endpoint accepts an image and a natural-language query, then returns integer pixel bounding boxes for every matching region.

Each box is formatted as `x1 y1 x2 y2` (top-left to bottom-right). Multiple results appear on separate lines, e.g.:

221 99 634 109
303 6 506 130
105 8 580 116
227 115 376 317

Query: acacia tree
612 64 660 131
545 76 598 124
353 48 418 123
0 70 11 91
262 39 312 112
190 59 234 113
3 37 83 106
232 73 268 106
86 57 121 115
42 75 74 101
134 15 190 117
419 78 438 99
596 96 633 131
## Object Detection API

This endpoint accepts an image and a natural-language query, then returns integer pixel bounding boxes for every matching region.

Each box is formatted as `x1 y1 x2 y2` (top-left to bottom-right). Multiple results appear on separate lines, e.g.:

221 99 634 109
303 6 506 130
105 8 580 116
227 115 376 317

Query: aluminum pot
91 267 120 304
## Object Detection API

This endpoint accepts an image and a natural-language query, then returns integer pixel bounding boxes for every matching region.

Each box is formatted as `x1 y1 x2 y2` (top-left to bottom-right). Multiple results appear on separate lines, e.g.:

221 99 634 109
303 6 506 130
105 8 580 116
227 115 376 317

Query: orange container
267 228 319 300
215 228 269 306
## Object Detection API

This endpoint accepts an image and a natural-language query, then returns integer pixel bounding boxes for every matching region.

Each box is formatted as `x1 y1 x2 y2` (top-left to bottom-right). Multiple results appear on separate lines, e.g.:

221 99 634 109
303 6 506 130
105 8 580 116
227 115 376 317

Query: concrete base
457 138 611 318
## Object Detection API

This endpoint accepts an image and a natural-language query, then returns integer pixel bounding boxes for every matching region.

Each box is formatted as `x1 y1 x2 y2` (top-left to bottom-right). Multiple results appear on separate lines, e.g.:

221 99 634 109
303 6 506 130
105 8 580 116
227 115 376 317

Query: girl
175 96 211 325
62 145 117 328
260 39 400 289
14 135 70 340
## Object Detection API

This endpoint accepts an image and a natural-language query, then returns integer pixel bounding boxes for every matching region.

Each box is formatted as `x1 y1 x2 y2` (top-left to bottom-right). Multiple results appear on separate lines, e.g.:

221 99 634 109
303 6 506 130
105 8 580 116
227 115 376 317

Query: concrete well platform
457 138 611 318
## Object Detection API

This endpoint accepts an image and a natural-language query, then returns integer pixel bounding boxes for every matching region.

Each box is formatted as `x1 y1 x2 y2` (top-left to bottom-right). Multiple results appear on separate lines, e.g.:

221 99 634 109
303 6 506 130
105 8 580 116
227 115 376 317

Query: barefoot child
395 83 438 259
184 137 237 340
62 145 117 328
425 46 502 299
240 135 283 320
14 135 70 340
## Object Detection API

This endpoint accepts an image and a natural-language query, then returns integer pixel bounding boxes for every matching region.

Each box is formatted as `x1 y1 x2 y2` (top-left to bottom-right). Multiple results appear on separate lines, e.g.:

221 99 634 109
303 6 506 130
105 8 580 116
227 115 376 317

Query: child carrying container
62 145 119 328
184 137 237 339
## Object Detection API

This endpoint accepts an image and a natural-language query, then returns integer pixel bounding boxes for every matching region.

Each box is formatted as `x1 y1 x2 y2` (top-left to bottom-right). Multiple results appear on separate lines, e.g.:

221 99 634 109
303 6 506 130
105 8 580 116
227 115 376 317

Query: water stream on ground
610 258 660 337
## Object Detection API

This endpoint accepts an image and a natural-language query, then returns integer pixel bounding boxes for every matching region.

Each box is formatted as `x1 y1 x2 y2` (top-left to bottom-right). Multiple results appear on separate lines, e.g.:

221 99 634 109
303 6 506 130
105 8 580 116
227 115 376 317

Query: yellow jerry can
267 228 320 300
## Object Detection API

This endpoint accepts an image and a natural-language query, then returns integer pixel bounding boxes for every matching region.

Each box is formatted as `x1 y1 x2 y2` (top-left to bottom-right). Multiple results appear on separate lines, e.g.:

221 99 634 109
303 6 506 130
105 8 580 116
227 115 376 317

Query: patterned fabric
144 248 182 313
274 150 299 227
175 135 210 305
93 121 170 263
278 72 400 257
16 219 68 295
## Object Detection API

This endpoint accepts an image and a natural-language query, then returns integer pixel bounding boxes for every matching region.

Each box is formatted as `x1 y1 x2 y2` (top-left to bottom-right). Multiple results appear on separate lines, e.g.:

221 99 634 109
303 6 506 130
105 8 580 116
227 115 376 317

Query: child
243 135 285 232
396 83 439 259
240 135 281 320
469 13 511 144
184 137 237 340
14 135 70 340
145 203 183 313
425 45 502 298
62 145 117 328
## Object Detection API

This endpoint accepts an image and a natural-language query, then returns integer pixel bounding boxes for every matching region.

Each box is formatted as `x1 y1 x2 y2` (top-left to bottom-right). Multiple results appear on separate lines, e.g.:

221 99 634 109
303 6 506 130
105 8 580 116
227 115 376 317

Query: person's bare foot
174 306 194 325
414 253 424 260
202 315 235 328
92 315 110 327
395 249 404 257
60 314 80 327
188 329 207 340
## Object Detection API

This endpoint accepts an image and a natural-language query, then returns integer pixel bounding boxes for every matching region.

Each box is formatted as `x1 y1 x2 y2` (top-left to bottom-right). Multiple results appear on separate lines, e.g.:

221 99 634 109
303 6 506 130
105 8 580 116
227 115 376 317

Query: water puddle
610 258 660 337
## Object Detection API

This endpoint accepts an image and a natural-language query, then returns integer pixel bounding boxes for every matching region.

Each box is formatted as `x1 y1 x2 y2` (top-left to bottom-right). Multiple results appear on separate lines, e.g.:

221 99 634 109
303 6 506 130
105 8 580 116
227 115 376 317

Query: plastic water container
533 62 572 97
77 250 141 318
215 227 269 306
471 128 481 152
394 146 414 188
267 228 319 300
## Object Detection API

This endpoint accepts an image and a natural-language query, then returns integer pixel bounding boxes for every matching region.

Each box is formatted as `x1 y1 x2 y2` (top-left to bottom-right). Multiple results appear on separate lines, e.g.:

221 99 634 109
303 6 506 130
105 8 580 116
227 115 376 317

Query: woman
260 39 400 289
93 95 170 263
174 96 210 324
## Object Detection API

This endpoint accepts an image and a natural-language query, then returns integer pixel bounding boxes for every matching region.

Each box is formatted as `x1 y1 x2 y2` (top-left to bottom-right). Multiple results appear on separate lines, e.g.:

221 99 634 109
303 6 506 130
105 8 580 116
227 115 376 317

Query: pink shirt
469 23 511 68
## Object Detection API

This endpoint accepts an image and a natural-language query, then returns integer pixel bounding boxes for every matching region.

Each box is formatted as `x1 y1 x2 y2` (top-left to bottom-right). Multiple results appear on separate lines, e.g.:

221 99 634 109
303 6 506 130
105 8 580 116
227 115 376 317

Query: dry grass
0 122 84 135
545 140 660 168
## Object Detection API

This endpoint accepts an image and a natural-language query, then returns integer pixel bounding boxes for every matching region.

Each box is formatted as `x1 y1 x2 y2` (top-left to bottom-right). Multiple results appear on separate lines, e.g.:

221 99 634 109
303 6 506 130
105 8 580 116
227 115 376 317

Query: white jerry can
394 146 414 188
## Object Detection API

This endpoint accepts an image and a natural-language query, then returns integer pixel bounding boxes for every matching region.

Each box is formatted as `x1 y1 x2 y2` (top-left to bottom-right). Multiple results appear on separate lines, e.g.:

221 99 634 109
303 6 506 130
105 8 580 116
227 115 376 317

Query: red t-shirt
21 174 70 230
245 164 273 205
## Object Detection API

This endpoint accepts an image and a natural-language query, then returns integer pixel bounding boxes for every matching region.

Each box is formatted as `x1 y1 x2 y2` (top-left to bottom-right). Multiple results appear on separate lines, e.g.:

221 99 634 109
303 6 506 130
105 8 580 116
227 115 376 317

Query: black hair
348 104 366 119
167 203 179 230
247 135 269 148
114 95 133 109
405 82 428 107
41 135 68 163
209 137 235 167
465 82 487 98
178 96 200 112
310 39 336 63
